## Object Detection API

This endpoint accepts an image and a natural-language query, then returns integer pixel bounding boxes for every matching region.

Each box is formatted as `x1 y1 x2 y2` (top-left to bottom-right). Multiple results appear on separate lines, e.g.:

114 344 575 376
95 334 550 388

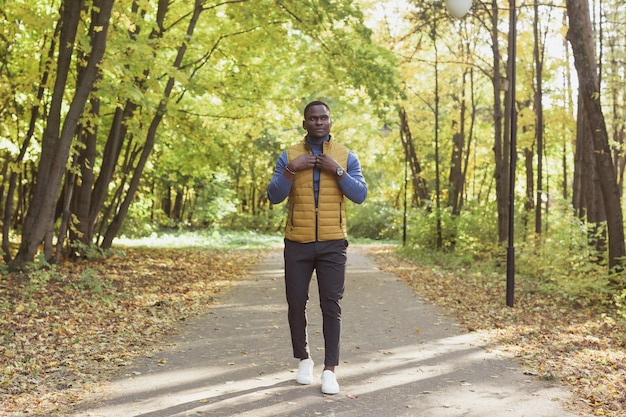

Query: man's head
303 101 332 140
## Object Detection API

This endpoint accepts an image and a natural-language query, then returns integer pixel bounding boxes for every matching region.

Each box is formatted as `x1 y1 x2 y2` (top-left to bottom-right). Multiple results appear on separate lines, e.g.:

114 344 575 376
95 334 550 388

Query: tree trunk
398 107 429 207
173 189 184 222
68 2 106 255
101 0 204 249
562 10 574 202
571 99 585 219
448 132 464 215
489 0 508 243
447 42 469 216
574 97 608 263
607 32 626 196
2 18 59 263
464 67 478 206
524 147 535 217
55 158 77 263
11 0 114 269
71 100 99 249
87 0 170 244
162 186 172 218
566 0 625 271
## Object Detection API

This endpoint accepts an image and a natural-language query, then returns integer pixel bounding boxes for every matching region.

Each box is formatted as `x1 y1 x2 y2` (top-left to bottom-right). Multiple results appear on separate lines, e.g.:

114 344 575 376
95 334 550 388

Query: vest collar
304 134 332 146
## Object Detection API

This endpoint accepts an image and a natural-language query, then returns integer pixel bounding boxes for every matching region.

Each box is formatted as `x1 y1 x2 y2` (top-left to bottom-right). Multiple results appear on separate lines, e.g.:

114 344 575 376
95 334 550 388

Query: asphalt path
74 245 580 417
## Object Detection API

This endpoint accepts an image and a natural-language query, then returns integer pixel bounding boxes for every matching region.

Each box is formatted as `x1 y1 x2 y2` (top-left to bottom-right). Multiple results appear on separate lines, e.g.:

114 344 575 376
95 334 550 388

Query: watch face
336 167 344 176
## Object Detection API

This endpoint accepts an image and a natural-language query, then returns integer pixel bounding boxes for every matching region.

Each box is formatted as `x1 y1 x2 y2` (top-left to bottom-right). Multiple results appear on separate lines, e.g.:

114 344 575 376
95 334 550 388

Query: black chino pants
284 238 348 367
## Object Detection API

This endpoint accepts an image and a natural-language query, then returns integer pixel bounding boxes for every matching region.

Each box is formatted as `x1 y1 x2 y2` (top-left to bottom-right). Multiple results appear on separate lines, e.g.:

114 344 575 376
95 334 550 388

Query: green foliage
1 0 402 261
615 290 626 322
22 255 63 298
405 202 499 254
120 194 162 238
347 201 402 240
72 241 126 261
73 268 112 301
400 202 624 316
226 210 285 233
609 265 626 322
514 209 617 308
397 241 481 271
190 172 239 226
0 252 7 275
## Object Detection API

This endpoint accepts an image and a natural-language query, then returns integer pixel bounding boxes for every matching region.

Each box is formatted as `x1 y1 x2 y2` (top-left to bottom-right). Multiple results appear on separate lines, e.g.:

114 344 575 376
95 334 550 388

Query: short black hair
303 101 330 118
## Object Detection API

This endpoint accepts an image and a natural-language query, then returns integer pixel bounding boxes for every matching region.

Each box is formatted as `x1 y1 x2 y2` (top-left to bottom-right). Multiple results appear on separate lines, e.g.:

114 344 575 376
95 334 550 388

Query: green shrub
227 207 287 233
347 201 402 240
406 202 499 254
616 289 626 322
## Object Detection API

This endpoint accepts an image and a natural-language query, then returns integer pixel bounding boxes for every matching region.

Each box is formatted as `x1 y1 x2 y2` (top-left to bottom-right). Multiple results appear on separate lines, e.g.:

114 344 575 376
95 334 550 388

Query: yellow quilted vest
285 137 349 243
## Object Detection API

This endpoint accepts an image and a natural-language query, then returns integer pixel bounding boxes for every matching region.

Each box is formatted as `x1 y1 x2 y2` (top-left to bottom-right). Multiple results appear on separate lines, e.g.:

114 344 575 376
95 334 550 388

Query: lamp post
445 0 517 307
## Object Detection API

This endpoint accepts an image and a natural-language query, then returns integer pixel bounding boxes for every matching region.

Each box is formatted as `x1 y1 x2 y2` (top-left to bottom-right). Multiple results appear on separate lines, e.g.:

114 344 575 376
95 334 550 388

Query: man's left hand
315 154 341 173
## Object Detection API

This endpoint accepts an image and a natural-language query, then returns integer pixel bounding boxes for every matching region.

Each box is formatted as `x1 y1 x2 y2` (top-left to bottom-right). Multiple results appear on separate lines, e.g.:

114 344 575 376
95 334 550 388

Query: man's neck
306 135 330 146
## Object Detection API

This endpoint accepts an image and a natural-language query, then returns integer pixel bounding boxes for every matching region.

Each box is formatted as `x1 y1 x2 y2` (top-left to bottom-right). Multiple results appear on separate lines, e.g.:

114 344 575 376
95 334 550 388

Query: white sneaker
296 358 314 385
321 370 340 394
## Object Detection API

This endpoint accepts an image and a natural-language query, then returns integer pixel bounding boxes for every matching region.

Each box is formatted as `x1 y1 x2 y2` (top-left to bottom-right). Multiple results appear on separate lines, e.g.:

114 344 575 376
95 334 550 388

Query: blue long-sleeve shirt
267 136 367 205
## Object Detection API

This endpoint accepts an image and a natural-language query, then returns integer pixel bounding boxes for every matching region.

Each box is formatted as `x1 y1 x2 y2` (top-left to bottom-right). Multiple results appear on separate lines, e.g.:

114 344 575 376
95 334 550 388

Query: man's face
302 105 332 139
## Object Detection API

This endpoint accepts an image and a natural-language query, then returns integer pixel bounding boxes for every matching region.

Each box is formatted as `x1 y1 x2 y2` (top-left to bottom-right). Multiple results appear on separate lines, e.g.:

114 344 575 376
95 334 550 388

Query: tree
10 0 115 269
532 0 546 235
1 0 402 266
398 107 429 207
566 0 625 271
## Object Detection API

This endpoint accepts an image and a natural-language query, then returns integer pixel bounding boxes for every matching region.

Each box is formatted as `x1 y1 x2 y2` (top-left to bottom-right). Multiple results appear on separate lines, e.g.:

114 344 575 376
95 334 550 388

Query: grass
115 229 284 249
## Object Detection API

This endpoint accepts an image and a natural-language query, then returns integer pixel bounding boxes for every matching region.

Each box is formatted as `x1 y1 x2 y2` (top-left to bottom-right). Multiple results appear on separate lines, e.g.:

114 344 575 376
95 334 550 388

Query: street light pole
506 0 517 308
445 0 517 307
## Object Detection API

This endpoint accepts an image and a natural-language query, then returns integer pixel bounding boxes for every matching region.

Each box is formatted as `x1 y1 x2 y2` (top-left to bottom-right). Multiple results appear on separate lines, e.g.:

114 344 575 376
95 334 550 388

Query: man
266 101 367 395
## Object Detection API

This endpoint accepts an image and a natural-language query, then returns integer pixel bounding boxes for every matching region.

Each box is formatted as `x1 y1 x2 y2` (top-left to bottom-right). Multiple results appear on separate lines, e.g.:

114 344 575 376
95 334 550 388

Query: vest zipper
315 206 319 241
315 164 320 241
339 201 343 229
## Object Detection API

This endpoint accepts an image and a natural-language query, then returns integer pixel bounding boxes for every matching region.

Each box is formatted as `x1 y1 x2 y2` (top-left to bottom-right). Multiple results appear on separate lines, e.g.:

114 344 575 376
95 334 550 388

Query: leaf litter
0 247 266 416
368 246 625 417
3 244 624 416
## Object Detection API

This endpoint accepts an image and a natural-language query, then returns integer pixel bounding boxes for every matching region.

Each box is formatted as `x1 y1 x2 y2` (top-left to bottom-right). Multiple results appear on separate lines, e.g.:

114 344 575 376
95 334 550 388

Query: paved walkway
74 245 580 417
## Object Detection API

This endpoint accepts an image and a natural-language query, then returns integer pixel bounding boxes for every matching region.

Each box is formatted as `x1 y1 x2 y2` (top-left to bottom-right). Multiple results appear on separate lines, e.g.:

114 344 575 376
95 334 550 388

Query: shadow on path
73 246 580 417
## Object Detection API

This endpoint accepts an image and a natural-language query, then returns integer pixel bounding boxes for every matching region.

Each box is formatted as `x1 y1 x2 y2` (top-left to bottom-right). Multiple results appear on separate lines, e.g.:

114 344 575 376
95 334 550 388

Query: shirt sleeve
266 151 292 204
338 151 368 204
267 149 368 205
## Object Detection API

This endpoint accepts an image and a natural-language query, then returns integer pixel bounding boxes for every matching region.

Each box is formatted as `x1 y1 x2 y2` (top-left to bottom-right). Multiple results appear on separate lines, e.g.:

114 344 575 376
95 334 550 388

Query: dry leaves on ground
0 247 266 416
368 246 626 417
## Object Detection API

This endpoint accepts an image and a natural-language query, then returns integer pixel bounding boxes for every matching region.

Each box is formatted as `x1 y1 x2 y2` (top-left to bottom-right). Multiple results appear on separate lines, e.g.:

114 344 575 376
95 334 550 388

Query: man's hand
287 154 317 173
284 154 343 178
315 154 341 173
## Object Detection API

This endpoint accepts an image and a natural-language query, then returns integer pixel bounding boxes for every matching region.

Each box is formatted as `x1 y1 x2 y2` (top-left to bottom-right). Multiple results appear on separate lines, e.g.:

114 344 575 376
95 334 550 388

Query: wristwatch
336 167 345 176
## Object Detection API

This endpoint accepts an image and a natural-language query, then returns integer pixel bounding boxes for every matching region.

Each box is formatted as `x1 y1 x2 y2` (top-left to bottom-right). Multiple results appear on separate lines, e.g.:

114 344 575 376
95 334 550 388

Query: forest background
0 0 625 415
